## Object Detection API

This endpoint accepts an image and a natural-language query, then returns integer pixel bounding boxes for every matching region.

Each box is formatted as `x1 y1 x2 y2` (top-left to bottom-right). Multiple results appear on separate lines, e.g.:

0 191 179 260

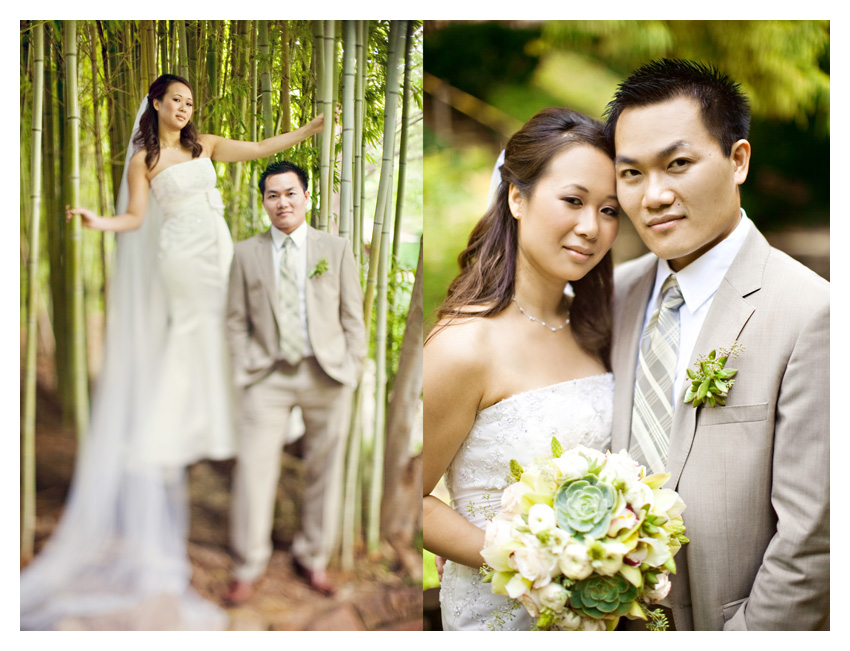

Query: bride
21 74 323 630
423 107 620 631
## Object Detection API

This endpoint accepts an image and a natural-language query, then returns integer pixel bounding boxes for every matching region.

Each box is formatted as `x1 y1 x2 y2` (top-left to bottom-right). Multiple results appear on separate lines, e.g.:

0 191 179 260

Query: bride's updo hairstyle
133 73 204 170
431 107 615 368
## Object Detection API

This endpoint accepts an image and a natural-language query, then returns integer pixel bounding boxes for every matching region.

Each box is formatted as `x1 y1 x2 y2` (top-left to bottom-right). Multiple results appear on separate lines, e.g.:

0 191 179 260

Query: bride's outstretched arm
66 150 150 233
203 113 325 163
423 320 490 570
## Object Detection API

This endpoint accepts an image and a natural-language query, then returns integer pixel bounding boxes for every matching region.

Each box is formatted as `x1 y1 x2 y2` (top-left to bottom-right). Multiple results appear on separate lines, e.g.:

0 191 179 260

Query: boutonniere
309 258 328 278
684 341 744 408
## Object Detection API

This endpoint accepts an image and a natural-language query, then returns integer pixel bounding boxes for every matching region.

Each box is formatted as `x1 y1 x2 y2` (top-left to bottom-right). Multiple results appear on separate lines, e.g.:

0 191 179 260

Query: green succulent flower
684 342 744 408
553 474 617 540
569 574 638 619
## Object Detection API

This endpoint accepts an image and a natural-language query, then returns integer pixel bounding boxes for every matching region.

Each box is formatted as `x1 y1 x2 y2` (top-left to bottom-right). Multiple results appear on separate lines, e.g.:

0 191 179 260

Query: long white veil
20 99 228 630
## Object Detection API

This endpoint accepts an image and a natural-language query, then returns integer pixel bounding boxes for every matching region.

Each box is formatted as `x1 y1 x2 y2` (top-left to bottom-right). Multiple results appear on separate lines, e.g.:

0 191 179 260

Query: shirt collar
271 220 308 249
651 209 752 315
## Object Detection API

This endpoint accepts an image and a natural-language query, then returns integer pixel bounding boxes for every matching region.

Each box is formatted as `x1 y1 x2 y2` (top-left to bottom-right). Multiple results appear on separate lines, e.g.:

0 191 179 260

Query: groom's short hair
259 160 310 195
603 59 751 157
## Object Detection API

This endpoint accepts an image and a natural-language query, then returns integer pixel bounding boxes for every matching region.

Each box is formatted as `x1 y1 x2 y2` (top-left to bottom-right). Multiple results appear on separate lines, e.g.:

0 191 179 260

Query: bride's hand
66 205 102 230
435 555 446 582
307 112 325 135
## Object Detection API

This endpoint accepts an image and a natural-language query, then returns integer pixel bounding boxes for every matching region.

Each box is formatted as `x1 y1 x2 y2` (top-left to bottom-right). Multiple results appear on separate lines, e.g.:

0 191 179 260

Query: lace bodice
440 373 614 631
150 158 224 218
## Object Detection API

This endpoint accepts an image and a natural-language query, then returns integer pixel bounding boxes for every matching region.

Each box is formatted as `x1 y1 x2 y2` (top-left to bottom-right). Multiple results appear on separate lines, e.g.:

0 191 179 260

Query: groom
606 60 829 630
224 160 366 603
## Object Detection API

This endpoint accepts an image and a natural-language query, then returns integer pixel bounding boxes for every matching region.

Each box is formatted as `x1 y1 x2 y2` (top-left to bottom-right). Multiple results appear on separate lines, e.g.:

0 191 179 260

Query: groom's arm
225 246 252 388
337 239 367 382
725 298 830 630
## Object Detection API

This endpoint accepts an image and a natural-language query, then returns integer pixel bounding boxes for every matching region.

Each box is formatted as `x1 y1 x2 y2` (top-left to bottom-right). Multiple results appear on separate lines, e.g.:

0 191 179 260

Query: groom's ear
731 139 751 187
507 183 523 220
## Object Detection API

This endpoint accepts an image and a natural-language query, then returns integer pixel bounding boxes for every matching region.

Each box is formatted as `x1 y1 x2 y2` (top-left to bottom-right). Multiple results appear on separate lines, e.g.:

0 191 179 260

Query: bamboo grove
19 20 424 570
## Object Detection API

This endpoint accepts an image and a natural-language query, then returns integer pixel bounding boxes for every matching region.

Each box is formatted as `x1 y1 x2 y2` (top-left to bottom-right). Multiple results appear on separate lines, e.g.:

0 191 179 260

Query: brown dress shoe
225 579 254 606
292 557 336 596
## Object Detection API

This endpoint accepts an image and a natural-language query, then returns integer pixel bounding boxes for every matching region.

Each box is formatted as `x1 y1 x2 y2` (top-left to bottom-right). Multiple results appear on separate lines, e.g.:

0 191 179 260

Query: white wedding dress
137 157 235 466
21 114 236 629
440 373 614 631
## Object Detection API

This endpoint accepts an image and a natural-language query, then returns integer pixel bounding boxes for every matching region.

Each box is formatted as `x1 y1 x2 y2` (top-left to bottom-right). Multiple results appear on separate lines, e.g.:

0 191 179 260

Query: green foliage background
423 20 830 329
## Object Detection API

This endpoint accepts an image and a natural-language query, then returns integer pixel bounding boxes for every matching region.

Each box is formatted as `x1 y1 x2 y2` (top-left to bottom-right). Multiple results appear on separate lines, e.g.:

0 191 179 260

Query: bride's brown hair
133 74 204 170
428 107 615 369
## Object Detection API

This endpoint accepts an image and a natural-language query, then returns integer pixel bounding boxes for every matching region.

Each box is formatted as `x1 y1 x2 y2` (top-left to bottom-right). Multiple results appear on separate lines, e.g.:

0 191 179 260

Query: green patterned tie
278 236 303 365
630 274 685 474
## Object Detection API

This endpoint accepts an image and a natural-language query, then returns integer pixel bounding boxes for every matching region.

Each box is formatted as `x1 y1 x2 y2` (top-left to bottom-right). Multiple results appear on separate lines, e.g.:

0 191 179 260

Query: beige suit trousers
230 357 352 581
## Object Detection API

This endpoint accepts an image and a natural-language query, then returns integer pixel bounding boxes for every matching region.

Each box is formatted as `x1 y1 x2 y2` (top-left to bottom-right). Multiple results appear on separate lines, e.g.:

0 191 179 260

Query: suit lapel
667 227 768 488
611 256 656 452
254 229 280 326
305 225 327 320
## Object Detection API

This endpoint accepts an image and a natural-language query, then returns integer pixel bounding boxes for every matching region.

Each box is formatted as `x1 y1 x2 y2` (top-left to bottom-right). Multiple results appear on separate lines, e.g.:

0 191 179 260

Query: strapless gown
137 157 236 465
439 373 614 631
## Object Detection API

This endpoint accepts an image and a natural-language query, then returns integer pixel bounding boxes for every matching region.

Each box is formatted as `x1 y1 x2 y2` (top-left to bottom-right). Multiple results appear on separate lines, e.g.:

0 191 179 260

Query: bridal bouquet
481 440 688 631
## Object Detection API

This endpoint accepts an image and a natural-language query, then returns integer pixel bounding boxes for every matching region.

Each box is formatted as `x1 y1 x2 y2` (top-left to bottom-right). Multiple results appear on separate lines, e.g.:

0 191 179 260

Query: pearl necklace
512 296 569 332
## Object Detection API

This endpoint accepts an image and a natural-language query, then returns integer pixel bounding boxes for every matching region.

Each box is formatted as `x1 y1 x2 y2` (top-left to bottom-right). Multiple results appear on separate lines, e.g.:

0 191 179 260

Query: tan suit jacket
612 225 829 630
226 225 366 389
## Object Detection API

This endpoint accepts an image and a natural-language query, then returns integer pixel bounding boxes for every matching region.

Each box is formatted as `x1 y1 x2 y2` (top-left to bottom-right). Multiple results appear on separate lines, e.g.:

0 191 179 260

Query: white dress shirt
271 221 313 357
640 209 752 409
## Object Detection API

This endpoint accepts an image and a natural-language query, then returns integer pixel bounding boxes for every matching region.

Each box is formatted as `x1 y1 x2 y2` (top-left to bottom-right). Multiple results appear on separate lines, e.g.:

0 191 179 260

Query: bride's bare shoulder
425 310 498 368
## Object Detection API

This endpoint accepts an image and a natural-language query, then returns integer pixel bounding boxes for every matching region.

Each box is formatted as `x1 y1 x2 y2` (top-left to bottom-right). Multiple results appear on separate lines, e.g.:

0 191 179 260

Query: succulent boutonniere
309 258 329 278
684 341 744 408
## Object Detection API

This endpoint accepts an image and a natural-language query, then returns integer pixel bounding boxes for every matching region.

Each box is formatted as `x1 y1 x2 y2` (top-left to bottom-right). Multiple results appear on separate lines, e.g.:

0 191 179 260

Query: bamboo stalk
88 21 109 311
339 20 356 242
22 21 44 561
362 20 404 323
65 20 90 441
177 20 189 81
318 20 335 231
367 160 397 554
392 21 415 264
258 20 273 142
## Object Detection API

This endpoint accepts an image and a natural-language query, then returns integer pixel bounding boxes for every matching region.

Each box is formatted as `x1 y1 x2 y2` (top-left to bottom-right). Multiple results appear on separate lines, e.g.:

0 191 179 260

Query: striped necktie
630 274 685 474
278 236 303 365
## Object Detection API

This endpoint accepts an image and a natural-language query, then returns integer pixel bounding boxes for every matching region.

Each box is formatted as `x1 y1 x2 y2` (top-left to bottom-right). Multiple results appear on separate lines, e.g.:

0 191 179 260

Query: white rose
555 609 582 631
539 582 569 612
501 482 531 515
644 572 672 603
527 503 556 534
599 451 641 488
558 543 593 580
579 617 607 631
552 452 589 481
483 512 514 548
513 538 556 588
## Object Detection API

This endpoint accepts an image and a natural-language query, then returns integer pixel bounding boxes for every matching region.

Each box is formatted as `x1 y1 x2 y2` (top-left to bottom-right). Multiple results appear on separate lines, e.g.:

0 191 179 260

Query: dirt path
22 378 422 631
